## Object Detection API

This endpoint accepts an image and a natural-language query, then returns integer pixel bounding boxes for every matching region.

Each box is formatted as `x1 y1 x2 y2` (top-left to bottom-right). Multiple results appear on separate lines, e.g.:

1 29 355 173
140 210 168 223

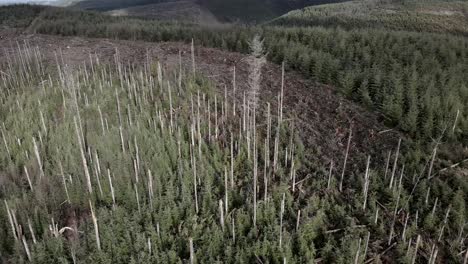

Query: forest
0 3 467 264
272 0 468 36
16 6 468 143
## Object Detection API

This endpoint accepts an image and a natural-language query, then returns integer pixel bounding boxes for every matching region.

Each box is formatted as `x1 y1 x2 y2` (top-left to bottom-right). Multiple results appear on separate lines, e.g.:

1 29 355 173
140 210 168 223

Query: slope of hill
71 0 348 23
1 4 467 264
1 15 467 264
273 0 468 35
106 1 221 25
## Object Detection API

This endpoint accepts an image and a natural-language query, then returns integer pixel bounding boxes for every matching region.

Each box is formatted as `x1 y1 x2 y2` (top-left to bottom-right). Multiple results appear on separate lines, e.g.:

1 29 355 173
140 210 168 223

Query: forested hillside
11 6 468 143
273 0 468 35
71 0 347 22
0 3 467 264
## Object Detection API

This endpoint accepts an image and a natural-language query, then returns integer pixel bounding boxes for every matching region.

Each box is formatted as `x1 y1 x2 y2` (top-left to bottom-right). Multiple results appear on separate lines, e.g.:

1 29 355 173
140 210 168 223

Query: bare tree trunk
27 218 37 244
22 236 32 261
354 238 362 264
339 128 352 192
296 210 301 231
107 169 116 210
33 137 44 179
191 39 196 74
24 166 33 191
224 166 229 216
363 156 371 210
411 235 421 264
389 138 401 189
59 162 70 203
327 161 334 189
427 143 438 180
4 200 17 241
89 200 101 251
74 117 92 194
438 206 451 242
189 238 195 264
279 193 285 248
219 200 225 231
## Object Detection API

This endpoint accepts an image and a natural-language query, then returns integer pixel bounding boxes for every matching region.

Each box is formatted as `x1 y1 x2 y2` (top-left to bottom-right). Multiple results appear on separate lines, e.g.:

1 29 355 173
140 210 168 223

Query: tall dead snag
148 169 154 210
389 166 404 245
428 244 438 264
253 111 258 227
363 232 370 260
134 184 141 214
452 109 460 133
389 138 401 189
89 200 101 251
232 66 237 116
22 236 32 261
296 210 301 231
354 238 362 264
224 166 229 215
191 39 196 74
363 156 371 210
279 193 285 248
107 169 116 209
4 200 17 241
58 162 69 203
32 137 44 179
27 218 37 244
402 213 409 242
1 126 11 159
231 217 236 243
190 145 199 214
327 161 334 189
74 117 92 194
438 206 451 242
264 139 269 201
219 200 225 231
24 166 33 191
189 238 195 264
427 142 439 180
339 127 352 192
411 235 421 264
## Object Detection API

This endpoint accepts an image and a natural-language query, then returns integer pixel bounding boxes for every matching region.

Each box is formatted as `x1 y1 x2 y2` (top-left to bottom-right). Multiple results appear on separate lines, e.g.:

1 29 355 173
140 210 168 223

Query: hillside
106 1 221 25
71 0 348 23
0 4 467 264
273 0 468 35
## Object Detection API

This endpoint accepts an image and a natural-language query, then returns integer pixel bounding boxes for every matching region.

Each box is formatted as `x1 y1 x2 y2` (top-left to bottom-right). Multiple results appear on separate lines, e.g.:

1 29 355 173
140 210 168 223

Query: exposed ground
0 29 400 170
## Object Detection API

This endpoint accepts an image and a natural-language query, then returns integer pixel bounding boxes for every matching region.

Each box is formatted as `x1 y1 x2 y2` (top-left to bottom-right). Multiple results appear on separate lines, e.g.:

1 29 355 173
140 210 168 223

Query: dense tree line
271 0 468 36
0 5 46 28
